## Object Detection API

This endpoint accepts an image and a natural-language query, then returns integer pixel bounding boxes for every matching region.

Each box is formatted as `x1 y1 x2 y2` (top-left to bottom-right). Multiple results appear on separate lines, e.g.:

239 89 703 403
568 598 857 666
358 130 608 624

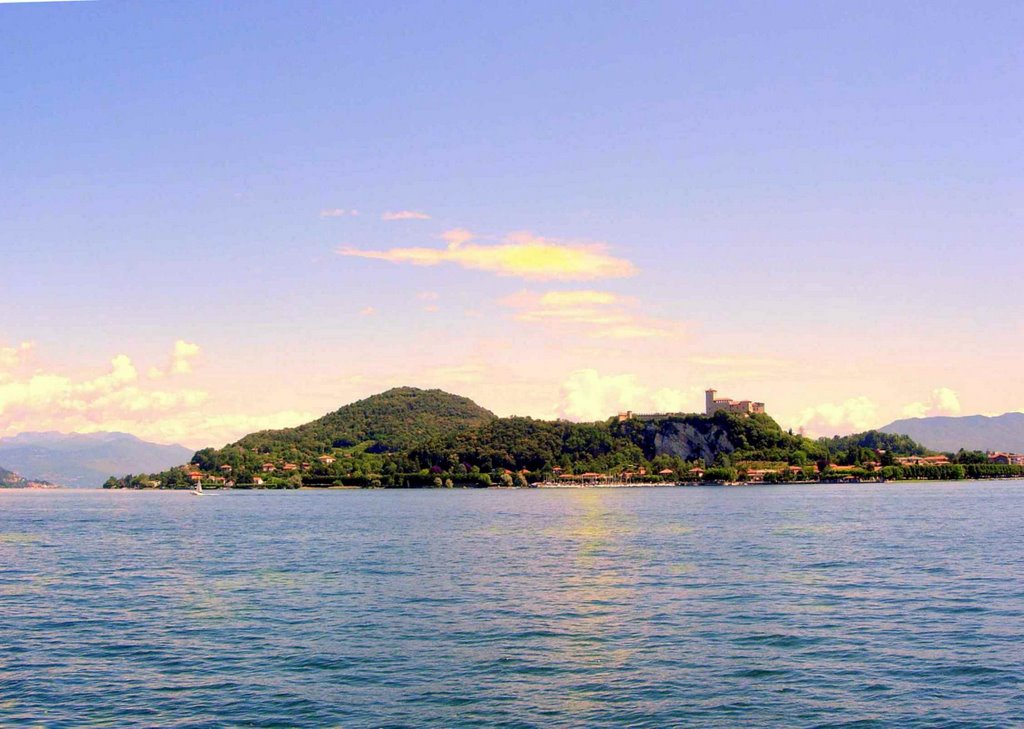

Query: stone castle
705 389 765 416
616 388 766 422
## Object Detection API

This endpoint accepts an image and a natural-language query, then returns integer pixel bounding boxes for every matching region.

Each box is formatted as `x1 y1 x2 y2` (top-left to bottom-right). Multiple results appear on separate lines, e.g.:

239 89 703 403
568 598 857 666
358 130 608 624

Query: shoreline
10 475 1018 492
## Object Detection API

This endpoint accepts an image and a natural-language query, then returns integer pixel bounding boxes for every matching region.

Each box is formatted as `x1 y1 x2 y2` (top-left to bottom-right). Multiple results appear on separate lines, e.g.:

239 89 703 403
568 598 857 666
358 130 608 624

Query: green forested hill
233 387 496 455
0 465 53 489
102 388 1012 489
817 430 929 462
411 416 647 473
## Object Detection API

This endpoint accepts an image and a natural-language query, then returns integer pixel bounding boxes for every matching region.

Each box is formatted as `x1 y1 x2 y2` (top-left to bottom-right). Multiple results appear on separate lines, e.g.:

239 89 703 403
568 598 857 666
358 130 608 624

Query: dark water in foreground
2 483 1023 728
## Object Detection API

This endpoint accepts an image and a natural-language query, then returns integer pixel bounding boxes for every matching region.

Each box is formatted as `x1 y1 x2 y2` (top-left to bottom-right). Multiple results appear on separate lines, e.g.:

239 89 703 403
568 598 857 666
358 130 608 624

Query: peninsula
1 465 55 489
102 388 1024 490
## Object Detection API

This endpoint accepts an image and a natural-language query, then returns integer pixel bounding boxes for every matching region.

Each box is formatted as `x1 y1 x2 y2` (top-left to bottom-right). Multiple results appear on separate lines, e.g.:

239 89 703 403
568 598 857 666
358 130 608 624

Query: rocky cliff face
619 418 737 465
648 420 736 464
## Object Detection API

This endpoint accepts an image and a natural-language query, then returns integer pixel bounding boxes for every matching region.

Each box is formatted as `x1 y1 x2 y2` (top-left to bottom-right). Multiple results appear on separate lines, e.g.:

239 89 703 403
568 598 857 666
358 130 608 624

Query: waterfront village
157 388 1024 490
552 389 1023 487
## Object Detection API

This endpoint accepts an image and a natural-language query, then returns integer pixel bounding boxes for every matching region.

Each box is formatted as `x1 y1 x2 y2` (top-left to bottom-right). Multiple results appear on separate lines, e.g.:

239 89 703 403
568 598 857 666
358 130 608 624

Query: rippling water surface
3 483 1024 727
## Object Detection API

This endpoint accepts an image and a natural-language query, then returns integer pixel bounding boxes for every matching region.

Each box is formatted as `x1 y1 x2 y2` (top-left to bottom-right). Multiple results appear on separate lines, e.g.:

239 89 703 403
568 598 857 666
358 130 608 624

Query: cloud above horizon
381 210 431 221
0 341 34 373
339 229 637 281
797 396 880 437
797 387 965 437
147 340 201 378
556 369 700 421
501 289 678 339
0 350 208 436
902 387 961 419
0 342 314 448
320 208 358 218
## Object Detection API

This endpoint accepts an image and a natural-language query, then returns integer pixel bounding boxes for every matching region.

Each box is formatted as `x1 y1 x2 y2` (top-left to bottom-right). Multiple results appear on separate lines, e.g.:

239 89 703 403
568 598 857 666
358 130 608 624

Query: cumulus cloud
797 396 880 437
556 369 699 421
0 341 34 375
902 387 961 419
171 340 200 374
0 341 322 449
381 210 431 221
501 289 678 339
0 351 208 440
148 340 201 378
339 230 637 281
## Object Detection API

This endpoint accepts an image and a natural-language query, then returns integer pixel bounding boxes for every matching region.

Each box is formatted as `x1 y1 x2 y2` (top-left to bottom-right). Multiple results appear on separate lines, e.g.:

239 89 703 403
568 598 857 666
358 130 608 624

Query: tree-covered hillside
106 391 842 488
411 416 648 474
102 388 1022 489
0 465 53 489
817 430 929 465
414 411 829 474
231 387 495 456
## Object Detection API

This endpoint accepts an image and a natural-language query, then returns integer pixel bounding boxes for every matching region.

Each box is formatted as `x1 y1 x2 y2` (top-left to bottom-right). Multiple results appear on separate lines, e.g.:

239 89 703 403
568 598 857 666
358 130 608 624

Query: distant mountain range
0 432 194 488
880 412 1024 453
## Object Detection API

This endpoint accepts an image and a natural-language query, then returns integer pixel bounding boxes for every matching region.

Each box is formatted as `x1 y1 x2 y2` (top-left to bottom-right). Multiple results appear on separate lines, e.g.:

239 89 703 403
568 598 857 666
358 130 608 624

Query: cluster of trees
232 387 495 457
100 388 1024 490
1 466 51 489
411 417 651 475
878 463 1024 481
818 430 927 459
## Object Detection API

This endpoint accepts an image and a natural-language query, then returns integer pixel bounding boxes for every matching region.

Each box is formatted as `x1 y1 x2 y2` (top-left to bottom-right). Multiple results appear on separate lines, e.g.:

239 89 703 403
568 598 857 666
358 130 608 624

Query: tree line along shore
102 388 1024 490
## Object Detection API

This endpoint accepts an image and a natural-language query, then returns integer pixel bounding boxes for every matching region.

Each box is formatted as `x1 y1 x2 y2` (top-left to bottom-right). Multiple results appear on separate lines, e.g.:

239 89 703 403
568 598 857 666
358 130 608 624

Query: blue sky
1 1 1022 446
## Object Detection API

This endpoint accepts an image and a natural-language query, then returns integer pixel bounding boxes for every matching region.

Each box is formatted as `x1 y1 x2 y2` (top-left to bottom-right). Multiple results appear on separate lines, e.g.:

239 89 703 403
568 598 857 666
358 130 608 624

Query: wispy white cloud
689 355 787 368
320 208 358 218
501 289 678 339
339 229 637 281
381 210 431 221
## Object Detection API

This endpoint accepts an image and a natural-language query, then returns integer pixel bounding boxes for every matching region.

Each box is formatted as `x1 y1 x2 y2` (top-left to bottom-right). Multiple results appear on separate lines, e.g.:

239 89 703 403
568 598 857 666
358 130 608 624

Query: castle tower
705 389 717 415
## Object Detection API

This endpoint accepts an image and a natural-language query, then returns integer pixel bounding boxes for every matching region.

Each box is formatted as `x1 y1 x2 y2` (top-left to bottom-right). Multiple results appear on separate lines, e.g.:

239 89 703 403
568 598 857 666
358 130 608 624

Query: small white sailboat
191 480 204 496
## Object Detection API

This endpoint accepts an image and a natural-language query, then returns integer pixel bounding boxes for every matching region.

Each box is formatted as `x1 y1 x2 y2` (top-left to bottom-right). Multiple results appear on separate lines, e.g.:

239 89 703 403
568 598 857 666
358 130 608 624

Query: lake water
2 483 1023 727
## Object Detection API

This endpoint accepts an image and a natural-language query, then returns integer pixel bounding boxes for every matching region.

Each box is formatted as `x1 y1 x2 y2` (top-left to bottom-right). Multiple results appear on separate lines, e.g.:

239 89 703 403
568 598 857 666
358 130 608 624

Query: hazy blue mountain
0 432 193 488
879 413 1024 453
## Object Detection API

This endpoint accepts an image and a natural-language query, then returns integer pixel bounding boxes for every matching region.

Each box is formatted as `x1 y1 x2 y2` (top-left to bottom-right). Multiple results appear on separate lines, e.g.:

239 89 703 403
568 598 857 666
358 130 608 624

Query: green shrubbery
101 388 1023 490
